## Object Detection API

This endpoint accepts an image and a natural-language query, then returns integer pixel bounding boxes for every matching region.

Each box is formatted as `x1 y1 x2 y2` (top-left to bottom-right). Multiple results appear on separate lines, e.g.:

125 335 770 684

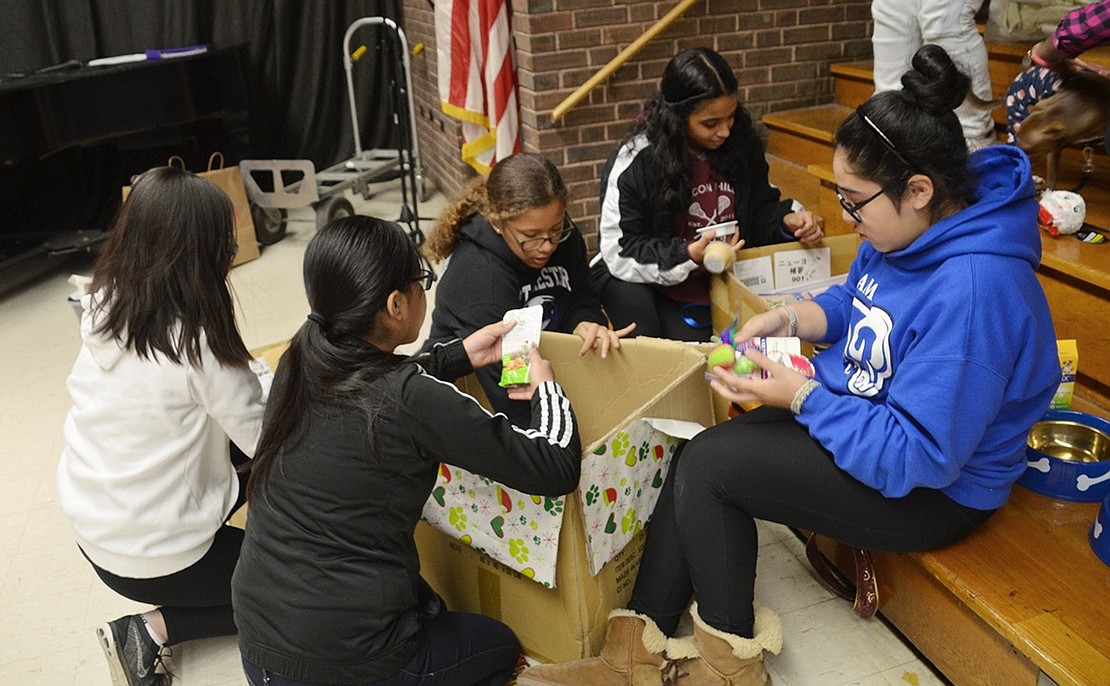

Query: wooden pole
550 0 702 123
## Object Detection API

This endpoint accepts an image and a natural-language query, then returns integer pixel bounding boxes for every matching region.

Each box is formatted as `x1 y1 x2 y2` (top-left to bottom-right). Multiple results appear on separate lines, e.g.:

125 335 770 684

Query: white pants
871 0 995 149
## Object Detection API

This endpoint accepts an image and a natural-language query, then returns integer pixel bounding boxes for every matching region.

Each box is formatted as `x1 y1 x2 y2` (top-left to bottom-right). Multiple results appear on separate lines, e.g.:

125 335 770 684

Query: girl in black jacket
422 152 634 427
593 47 824 341
233 217 582 686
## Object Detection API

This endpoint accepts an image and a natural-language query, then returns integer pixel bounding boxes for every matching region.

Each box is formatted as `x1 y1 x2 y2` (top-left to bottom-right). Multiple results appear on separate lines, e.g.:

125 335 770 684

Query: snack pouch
499 305 544 387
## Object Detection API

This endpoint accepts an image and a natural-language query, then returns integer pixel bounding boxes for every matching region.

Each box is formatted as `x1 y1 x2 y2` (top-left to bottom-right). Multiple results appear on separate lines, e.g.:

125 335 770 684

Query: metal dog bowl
1090 493 1110 568
1017 410 1110 502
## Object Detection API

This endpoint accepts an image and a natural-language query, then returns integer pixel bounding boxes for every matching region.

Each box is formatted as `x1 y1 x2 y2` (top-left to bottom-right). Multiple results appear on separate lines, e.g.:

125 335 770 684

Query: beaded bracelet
790 378 820 415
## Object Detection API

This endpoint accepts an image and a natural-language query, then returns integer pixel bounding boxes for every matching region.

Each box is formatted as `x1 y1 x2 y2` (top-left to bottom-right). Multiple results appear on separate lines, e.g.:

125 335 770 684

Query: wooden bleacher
761 40 1110 686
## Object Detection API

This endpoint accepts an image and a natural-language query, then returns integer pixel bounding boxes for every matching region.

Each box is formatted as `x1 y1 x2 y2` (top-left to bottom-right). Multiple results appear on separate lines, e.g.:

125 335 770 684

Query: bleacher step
829 61 873 110
766 156 853 237
763 104 851 168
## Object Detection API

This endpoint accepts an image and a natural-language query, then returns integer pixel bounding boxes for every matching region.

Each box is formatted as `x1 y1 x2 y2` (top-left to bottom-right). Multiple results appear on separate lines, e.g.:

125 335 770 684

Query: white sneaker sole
96 621 133 686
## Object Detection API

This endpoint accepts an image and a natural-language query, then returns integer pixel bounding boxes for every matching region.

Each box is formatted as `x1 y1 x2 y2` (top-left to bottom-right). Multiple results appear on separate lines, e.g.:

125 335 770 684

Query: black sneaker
96 614 171 686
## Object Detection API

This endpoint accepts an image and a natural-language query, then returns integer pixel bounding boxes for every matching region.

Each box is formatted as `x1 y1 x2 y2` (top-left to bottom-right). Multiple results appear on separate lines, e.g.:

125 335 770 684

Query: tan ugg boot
665 602 783 686
516 609 669 686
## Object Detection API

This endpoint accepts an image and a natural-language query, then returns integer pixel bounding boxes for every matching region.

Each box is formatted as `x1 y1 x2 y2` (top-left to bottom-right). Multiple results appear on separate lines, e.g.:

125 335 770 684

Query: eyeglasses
837 108 917 223
413 268 436 290
836 183 900 223
503 214 578 253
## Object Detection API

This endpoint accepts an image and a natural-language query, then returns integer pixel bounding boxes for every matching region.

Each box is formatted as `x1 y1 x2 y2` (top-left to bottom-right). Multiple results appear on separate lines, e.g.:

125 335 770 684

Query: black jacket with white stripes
234 338 580 685
592 132 799 288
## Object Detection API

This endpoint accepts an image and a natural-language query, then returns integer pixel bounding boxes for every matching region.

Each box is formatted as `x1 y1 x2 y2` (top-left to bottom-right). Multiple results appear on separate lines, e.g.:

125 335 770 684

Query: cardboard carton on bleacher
415 332 715 663
709 233 860 334
1051 339 1078 409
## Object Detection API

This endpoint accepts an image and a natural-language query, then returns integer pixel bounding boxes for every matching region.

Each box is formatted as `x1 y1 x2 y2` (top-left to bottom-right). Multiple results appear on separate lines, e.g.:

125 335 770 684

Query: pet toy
707 318 814 379
1038 190 1086 236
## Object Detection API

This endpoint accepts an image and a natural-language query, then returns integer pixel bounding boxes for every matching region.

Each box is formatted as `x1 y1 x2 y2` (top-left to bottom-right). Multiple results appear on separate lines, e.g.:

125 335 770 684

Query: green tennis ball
707 344 735 370
733 355 759 376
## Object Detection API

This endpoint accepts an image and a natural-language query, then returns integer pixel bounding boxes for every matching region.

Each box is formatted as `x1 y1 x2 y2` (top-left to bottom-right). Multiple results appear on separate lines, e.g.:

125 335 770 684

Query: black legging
85 524 243 643
627 406 995 638
599 277 711 342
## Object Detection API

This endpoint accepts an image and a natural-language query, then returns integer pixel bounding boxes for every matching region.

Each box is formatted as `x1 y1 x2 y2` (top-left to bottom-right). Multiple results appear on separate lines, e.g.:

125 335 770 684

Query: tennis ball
706 344 735 370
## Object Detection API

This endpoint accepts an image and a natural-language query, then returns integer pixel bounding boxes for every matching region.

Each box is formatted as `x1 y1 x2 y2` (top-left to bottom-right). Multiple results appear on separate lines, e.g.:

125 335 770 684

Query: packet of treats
499 305 544 388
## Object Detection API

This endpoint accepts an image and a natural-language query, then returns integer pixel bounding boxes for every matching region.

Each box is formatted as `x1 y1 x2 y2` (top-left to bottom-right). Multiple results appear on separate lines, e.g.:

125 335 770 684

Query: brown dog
1014 70 1110 157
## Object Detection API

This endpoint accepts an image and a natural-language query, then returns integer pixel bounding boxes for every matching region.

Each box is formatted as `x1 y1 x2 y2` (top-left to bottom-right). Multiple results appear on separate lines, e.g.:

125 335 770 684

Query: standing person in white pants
872 0 997 150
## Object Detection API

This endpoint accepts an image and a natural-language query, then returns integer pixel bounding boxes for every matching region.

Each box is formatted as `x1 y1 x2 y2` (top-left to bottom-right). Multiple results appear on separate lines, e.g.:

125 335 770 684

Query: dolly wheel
315 196 355 231
252 205 288 246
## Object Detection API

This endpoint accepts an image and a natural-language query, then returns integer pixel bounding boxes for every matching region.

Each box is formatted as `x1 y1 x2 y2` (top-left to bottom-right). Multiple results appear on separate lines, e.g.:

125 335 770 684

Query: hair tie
307 313 327 327
900 89 918 106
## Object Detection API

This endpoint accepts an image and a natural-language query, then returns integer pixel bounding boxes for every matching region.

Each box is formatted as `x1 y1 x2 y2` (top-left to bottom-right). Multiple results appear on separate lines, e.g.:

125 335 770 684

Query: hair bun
899 44 970 115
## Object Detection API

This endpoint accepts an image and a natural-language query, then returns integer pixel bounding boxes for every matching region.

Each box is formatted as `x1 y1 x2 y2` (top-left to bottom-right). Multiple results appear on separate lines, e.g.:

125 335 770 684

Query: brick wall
401 0 872 250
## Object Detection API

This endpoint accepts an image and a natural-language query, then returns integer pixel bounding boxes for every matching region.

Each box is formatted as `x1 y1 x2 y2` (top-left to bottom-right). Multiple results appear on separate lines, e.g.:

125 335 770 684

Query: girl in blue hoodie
518 45 1060 686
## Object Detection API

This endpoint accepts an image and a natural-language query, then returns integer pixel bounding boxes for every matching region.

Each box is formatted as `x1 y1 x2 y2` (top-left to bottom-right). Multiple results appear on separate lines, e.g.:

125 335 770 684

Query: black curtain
0 0 404 264
0 0 403 165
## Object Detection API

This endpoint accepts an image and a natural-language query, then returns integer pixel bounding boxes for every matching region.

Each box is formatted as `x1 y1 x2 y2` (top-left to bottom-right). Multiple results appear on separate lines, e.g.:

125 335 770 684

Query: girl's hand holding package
687 228 745 265
708 347 808 409
463 320 517 369
573 321 637 358
505 345 555 401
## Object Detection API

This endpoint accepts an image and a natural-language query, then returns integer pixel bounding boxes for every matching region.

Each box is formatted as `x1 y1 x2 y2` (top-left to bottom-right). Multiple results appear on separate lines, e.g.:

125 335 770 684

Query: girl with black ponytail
233 216 583 686
519 44 1059 686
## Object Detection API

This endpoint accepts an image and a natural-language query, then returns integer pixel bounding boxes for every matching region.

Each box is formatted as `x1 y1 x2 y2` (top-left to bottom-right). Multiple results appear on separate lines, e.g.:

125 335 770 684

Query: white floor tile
849 661 949 686
175 635 242 684
756 538 838 615
770 598 926 686
0 648 81 686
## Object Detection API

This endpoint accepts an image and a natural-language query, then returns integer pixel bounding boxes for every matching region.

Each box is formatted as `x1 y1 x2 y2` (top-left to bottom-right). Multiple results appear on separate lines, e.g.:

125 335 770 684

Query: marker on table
87 45 209 67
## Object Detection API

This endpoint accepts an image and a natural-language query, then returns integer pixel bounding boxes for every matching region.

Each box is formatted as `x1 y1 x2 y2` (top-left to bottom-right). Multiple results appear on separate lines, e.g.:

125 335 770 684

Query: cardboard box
416 332 715 663
1051 339 1078 409
709 234 860 334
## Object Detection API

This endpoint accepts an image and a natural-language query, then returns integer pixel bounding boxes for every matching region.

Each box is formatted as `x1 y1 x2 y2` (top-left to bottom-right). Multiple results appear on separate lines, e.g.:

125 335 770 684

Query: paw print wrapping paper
421 462 566 587
578 418 700 575
421 418 704 586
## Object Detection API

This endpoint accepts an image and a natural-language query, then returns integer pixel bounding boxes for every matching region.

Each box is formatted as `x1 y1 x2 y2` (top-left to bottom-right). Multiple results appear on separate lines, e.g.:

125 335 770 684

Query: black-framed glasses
503 214 578 252
413 268 436 290
836 183 898 223
837 108 917 223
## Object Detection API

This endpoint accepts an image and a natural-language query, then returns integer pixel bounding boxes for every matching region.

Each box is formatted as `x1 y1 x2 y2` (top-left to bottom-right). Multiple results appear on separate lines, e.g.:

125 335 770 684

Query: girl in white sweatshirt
57 165 265 686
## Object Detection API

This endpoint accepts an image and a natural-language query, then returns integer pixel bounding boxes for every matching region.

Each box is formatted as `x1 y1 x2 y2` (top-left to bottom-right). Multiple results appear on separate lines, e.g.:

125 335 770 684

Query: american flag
434 0 521 175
